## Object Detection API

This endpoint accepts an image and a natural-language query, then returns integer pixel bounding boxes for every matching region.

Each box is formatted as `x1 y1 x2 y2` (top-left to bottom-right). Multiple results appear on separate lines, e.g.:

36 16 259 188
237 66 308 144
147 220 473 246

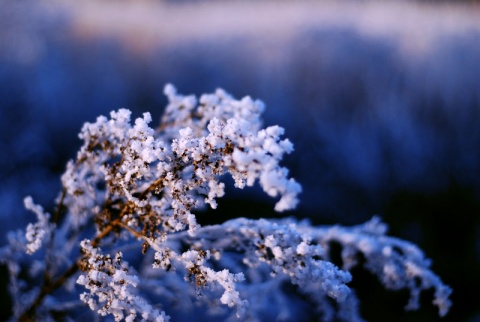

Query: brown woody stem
18 210 120 321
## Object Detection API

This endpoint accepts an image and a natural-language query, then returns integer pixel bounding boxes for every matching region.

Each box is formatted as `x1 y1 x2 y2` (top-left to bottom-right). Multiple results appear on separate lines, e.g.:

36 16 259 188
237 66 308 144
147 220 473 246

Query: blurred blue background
1 1 480 321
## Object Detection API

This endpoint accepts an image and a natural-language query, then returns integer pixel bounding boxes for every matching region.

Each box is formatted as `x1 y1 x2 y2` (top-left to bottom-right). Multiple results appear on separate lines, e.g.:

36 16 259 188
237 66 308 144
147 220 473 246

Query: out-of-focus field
1 1 480 321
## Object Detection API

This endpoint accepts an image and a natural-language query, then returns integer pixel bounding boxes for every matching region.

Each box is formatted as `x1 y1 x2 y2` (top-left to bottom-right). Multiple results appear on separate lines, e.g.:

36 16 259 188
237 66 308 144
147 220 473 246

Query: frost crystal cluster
1 85 451 321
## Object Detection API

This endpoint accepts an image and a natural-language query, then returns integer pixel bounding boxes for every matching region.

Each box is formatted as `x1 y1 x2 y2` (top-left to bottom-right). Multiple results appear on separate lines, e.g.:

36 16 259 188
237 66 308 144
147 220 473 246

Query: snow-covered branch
0 85 450 321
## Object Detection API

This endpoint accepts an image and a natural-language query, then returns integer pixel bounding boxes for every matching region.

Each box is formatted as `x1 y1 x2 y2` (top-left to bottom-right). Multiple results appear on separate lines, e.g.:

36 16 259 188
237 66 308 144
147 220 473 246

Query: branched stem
43 189 67 284
8 85 451 321
18 261 79 322
18 201 125 320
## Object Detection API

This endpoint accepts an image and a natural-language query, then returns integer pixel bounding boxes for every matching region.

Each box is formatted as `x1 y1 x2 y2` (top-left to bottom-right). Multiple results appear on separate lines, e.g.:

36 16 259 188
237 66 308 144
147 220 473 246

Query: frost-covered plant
1 85 451 321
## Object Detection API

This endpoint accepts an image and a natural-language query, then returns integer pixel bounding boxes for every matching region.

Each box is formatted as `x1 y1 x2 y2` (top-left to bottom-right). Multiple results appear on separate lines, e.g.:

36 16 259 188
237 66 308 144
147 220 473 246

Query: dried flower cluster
1 85 450 321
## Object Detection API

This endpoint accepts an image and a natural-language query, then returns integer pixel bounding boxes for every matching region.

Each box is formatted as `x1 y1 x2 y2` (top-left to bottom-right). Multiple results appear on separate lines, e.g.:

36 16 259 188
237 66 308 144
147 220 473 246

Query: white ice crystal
77 240 169 322
23 196 53 254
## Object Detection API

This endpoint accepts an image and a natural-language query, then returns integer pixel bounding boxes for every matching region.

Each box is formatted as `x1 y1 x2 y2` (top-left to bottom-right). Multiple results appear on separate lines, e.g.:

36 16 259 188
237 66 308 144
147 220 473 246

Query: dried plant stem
18 207 122 321
18 262 79 322
6 86 450 321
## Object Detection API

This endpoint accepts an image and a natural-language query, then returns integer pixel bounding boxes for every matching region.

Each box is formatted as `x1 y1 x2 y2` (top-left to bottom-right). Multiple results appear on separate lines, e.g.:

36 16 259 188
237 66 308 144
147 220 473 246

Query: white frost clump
302 216 452 317
24 196 53 255
0 84 451 321
77 240 169 322
59 84 300 239
177 217 451 320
